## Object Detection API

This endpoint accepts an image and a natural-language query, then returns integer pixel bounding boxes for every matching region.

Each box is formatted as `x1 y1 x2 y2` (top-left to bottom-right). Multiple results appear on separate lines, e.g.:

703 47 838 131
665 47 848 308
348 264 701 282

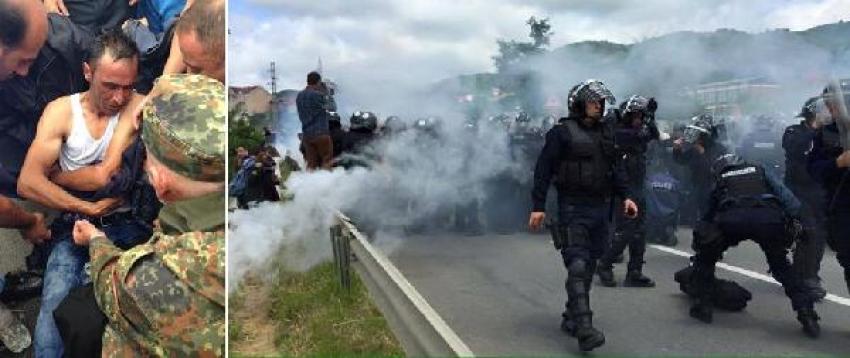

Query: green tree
492 16 553 73
228 108 265 164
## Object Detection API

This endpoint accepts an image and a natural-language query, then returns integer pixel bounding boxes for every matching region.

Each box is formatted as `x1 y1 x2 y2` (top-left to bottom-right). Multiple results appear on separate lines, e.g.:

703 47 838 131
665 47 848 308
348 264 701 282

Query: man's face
0 5 48 81
84 54 138 116
585 99 603 120
629 112 644 128
178 30 224 83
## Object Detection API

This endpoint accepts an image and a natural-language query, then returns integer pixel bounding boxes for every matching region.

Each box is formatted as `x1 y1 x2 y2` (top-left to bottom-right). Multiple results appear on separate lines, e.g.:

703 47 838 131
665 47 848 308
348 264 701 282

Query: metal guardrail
331 212 474 357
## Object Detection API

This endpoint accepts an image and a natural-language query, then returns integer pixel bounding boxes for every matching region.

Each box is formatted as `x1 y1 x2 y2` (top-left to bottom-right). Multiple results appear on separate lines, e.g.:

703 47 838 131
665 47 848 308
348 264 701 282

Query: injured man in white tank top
16 30 160 358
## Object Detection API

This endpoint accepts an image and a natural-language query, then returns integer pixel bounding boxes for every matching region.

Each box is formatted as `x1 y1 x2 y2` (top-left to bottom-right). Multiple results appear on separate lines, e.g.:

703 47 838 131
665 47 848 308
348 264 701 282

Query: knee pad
567 259 590 279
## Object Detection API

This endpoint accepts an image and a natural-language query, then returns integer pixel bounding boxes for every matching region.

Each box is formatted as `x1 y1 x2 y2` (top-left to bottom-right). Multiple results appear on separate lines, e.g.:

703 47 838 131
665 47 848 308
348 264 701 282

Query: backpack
229 157 256 197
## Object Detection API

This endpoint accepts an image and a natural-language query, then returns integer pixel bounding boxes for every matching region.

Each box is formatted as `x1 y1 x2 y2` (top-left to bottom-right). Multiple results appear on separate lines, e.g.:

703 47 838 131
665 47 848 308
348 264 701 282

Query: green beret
142 74 225 182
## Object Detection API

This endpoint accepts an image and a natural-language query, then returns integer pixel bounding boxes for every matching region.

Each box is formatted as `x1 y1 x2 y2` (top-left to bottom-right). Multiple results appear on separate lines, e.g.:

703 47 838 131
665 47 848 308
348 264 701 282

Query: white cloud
228 0 849 99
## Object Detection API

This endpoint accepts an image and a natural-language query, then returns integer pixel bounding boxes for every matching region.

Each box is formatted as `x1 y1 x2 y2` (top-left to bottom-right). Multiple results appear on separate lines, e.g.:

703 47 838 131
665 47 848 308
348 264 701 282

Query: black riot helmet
620 95 649 116
797 96 820 121
683 114 714 145
328 111 342 123
413 116 441 131
383 115 406 133
567 79 616 118
618 95 656 125
350 111 378 132
516 111 531 123
711 153 745 176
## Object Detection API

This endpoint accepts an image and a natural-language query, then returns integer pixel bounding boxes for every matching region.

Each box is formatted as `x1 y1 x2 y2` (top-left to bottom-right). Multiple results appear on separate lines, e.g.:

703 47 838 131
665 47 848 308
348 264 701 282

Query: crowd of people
0 0 225 356
276 70 850 352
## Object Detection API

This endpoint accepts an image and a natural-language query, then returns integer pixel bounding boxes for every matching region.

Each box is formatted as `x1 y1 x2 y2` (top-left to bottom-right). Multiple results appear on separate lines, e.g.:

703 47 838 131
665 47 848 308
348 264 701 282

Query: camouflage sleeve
88 234 123 320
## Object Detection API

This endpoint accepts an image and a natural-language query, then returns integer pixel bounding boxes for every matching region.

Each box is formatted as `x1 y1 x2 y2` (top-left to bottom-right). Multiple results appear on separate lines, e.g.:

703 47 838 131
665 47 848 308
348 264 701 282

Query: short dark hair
177 0 225 57
307 71 321 85
88 29 140 69
0 0 27 49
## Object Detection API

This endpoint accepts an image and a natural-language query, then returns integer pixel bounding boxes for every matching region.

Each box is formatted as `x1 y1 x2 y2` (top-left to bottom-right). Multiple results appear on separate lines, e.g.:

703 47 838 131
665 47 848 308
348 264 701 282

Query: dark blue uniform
807 122 850 291
673 141 729 218
599 118 659 277
689 159 818 332
783 121 827 293
531 115 630 341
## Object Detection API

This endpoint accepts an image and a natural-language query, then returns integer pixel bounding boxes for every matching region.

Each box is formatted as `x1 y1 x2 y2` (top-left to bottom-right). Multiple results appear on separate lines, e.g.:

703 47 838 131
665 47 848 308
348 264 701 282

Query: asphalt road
387 227 850 356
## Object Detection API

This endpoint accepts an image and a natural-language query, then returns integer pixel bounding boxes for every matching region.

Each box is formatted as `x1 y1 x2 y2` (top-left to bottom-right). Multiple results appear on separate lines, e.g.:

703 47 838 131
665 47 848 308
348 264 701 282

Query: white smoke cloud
227 0 850 289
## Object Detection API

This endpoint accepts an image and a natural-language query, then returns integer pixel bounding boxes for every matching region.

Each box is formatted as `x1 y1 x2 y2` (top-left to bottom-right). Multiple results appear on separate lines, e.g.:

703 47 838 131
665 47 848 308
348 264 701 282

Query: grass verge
229 261 404 357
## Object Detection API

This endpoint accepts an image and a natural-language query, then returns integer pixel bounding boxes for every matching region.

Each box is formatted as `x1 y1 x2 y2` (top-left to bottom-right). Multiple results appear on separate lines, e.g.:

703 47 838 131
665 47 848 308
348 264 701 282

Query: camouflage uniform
88 74 225 357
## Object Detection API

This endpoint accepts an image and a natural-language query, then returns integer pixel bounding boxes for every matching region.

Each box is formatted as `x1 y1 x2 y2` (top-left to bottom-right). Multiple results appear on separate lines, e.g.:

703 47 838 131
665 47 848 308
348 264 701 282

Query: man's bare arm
0 196 37 229
18 99 117 216
51 94 144 191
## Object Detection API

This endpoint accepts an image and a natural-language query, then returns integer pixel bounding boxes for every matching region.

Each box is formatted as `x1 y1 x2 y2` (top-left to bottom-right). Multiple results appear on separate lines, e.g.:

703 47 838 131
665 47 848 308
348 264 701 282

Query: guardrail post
330 221 351 292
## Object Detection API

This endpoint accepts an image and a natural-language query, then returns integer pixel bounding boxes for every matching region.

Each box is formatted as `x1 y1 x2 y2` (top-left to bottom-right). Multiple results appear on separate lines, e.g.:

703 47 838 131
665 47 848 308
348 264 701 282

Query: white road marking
649 244 850 307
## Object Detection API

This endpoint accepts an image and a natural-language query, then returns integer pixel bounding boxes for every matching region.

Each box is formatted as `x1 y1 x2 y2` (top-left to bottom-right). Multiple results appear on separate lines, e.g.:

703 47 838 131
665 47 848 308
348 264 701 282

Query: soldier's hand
72 220 104 246
623 199 639 219
44 0 70 16
20 212 50 245
529 212 546 231
837 150 850 168
82 198 122 217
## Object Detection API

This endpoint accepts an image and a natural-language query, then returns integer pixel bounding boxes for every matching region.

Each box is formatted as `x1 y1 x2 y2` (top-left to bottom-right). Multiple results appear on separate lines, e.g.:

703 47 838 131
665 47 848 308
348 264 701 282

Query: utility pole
268 61 277 129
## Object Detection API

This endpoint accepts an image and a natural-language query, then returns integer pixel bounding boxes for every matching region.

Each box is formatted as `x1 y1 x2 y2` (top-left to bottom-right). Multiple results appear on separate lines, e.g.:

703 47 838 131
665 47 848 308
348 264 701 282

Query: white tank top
59 93 119 171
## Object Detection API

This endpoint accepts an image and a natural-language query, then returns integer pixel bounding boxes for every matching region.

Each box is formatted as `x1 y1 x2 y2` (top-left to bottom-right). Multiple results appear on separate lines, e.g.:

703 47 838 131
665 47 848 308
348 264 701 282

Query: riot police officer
509 111 544 231
597 95 659 287
455 120 483 235
328 111 346 164
689 154 820 338
783 97 828 300
808 80 850 295
673 114 729 218
528 79 638 352
340 111 379 169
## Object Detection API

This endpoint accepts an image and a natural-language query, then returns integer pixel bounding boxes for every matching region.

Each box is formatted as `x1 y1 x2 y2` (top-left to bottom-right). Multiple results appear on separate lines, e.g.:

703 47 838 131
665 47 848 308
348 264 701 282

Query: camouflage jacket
89 227 224 357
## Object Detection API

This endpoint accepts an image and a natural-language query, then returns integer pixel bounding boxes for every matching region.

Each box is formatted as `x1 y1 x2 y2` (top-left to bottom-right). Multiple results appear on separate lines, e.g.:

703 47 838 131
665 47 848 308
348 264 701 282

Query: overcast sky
228 0 850 91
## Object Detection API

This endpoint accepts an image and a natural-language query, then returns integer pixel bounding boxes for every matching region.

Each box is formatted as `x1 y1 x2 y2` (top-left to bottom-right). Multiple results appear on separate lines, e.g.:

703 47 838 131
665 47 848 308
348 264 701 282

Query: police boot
689 299 713 324
574 314 605 352
689 278 714 323
566 260 605 351
560 312 576 337
797 307 820 338
596 265 617 287
623 270 656 288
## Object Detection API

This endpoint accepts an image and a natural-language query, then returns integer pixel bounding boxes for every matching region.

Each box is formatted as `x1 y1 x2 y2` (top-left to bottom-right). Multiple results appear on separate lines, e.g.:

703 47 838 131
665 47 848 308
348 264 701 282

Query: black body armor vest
556 119 616 196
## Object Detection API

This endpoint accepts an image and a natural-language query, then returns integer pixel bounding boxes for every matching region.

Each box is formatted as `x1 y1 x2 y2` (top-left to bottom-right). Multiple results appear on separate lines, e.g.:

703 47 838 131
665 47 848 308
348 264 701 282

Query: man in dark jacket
783 97 828 300
689 154 820 338
0 0 93 196
672 114 729 218
808 81 850 296
528 79 637 352
597 95 659 287
296 71 332 170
